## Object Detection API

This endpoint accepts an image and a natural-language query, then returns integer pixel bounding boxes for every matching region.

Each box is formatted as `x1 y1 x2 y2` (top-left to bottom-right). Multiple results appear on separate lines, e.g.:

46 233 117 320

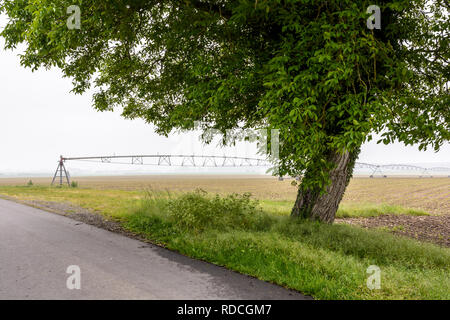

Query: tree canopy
1 0 448 221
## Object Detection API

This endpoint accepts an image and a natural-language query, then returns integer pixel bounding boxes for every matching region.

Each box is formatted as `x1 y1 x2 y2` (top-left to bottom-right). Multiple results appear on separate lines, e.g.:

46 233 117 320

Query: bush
70 181 78 188
164 189 268 233
27 180 33 186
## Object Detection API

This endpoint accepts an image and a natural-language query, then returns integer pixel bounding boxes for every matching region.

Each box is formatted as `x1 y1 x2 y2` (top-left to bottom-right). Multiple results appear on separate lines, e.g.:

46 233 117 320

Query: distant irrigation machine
51 154 450 186
51 154 271 186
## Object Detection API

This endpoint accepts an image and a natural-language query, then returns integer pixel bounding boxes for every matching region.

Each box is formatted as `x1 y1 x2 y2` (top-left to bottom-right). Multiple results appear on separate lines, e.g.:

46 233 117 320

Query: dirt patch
23 199 127 233
0 195 154 244
337 214 450 247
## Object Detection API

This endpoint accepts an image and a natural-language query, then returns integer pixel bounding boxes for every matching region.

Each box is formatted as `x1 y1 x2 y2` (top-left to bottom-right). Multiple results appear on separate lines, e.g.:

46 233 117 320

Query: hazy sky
0 15 448 175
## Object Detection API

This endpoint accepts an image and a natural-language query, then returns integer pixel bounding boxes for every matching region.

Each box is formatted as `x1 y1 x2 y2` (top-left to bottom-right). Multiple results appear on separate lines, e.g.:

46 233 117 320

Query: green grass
337 203 429 218
124 191 449 299
260 200 429 218
0 185 448 299
0 185 143 218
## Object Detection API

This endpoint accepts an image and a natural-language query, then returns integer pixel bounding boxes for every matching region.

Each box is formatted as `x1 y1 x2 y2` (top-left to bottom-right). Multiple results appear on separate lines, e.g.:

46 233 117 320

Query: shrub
27 180 33 186
165 189 267 233
70 181 78 188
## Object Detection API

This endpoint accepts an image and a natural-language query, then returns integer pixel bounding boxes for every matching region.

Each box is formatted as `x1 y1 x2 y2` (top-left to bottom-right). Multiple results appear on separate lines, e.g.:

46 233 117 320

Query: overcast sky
0 15 448 176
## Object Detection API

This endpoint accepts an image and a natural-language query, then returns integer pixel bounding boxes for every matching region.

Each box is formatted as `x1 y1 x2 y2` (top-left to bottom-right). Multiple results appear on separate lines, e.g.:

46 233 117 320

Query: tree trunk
291 148 360 223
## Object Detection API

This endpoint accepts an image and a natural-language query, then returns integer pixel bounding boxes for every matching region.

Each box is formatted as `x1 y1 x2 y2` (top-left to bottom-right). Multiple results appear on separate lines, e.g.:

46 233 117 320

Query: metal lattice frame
51 154 450 186
51 156 71 186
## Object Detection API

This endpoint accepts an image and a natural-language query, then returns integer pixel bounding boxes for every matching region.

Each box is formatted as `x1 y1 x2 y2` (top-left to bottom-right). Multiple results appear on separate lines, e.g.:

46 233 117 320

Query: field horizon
1 174 448 214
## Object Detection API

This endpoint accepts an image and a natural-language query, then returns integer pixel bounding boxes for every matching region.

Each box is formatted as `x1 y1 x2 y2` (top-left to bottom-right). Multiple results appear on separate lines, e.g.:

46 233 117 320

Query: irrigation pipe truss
51 154 450 186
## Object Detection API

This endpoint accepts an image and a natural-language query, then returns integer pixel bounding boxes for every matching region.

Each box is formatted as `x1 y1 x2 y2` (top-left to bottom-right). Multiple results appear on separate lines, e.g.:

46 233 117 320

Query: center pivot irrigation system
51 154 271 186
52 154 450 186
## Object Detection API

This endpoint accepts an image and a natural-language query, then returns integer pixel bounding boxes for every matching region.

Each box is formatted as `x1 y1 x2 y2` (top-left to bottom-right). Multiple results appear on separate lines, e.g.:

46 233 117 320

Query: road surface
0 198 309 300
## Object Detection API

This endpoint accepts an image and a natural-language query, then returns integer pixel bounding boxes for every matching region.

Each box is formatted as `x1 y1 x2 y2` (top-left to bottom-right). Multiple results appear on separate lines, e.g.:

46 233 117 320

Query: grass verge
0 185 448 299
261 199 429 217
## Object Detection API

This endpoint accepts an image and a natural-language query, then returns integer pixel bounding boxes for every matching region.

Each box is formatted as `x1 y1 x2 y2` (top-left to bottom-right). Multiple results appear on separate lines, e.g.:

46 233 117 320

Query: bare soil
337 214 450 247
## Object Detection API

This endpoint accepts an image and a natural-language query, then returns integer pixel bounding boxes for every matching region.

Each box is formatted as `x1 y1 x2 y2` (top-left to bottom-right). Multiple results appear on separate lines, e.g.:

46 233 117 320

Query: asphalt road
0 198 310 300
